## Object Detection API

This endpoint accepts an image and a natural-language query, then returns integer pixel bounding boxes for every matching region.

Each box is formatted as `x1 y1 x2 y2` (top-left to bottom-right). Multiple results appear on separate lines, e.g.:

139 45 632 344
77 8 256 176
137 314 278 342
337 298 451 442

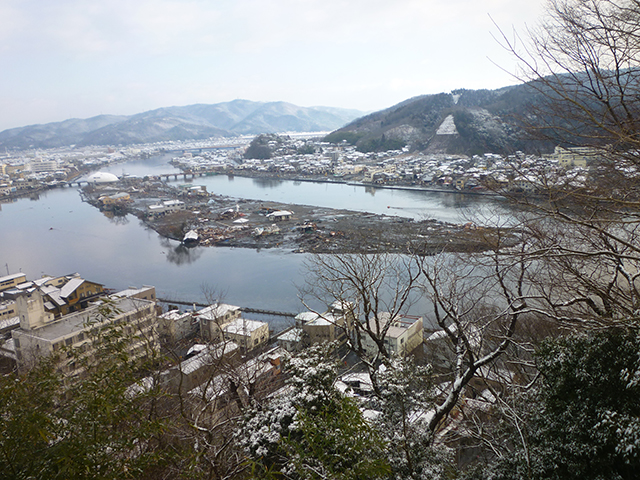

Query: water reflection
251 178 284 188
104 212 130 225
162 240 204 265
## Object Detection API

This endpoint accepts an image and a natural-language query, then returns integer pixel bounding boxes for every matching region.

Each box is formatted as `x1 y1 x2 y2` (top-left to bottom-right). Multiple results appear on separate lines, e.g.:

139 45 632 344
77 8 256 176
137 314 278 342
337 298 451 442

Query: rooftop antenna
5 263 8 275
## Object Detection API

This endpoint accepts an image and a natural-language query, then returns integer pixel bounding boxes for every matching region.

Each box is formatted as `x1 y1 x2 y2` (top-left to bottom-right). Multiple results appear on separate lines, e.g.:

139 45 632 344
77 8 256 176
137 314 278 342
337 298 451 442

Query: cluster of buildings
0 270 507 447
0 137 247 198
0 147 146 196
1 129 605 202
169 135 604 194
0 267 429 382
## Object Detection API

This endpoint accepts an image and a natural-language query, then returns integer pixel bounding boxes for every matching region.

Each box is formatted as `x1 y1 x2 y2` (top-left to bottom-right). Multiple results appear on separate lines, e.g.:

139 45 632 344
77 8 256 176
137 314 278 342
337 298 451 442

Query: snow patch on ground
436 115 458 135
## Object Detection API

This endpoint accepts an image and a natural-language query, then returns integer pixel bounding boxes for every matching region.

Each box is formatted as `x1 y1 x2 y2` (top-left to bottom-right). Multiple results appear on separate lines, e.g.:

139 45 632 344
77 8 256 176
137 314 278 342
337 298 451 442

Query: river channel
0 153 507 330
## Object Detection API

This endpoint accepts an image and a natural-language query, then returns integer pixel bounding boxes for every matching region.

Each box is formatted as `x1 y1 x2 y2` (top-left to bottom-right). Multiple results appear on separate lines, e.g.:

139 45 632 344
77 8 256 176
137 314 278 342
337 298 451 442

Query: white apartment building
11 289 158 377
360 313 423 358
196 303 242 341
222 318 269 351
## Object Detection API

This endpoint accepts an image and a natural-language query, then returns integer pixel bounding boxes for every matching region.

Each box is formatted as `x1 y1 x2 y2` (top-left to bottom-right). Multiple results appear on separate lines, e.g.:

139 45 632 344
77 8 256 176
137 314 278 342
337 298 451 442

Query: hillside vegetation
324 83 565 155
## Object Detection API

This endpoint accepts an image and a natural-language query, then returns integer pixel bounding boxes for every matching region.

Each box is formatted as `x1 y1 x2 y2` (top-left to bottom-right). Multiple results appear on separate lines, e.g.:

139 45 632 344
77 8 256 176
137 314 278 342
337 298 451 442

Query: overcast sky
1 0 544 131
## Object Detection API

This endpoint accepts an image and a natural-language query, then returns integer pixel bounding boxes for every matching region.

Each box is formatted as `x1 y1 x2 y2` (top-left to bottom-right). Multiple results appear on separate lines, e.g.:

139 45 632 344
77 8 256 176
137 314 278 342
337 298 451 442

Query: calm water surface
1 154 507 328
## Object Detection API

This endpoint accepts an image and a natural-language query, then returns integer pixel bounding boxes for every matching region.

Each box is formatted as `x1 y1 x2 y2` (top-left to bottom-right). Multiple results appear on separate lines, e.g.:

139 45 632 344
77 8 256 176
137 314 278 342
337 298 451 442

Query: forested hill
324 83 559 156
0 100 365 149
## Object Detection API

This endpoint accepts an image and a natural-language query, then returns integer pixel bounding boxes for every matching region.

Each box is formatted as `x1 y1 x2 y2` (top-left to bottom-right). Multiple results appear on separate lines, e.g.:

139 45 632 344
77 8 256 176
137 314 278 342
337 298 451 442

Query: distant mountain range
0 100 365 150
2 79 600 154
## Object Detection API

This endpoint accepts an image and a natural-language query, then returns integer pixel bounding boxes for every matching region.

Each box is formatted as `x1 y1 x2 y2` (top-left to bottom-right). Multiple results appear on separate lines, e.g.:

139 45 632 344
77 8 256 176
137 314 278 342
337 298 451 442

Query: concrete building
360 313 423 358
222 318 269 352
100 192 131 206
295 301 354 346
29 159 59 173
553 146 600 168
196 303 242 341
158 309 197 344
11 289 158 377
0 273 27 292
146 199 186 218
276 327 304 352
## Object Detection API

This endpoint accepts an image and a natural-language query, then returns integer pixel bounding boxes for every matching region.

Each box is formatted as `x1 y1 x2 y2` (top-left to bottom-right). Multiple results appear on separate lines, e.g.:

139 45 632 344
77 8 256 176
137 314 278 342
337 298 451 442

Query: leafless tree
488 0 640 329
300 230 545 441
300 253 423 387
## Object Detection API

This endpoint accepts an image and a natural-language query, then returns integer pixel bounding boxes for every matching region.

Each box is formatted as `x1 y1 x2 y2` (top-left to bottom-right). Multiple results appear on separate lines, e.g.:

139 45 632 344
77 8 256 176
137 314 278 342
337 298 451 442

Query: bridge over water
156 297 297 318
62 169 229 187
160 144 244 154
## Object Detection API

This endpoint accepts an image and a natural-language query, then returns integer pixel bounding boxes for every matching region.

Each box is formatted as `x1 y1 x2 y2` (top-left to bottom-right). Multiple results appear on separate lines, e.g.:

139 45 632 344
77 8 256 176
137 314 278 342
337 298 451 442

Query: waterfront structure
11 289 158 377
295 301 355 346
222 318 269 352
100 192 131 206
196 303 242 341
87 172 119 183
146 199 186 218
360 313 423 358
111 285 157 303
0 273 27 292
158 309 197 344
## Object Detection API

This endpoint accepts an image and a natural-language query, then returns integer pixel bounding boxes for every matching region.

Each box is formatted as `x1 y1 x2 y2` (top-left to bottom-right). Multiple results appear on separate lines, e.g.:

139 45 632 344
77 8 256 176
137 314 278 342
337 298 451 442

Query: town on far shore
0 133 593 198
0 134 598 255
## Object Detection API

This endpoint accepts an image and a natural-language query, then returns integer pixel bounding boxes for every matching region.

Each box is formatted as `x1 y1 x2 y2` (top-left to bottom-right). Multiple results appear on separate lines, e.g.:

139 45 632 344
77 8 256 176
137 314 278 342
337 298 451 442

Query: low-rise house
360 313 423 358
196 303 242 341
0 299 17 323
295 301 354 346
267 210 293 222
4 274 106 318
158 309 197 344
160 341 240 393
276 327 304 352
100 192 131 206
223 318 269 351
187 347 284 426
